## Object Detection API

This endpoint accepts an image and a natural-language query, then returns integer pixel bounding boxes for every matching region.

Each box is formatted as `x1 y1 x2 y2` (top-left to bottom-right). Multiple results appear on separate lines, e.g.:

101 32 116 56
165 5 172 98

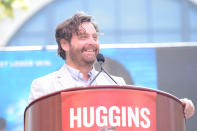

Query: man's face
67 22 100 67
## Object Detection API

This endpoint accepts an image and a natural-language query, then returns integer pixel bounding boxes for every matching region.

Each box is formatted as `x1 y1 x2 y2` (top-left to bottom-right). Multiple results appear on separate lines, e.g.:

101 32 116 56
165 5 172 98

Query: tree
0 0 29 19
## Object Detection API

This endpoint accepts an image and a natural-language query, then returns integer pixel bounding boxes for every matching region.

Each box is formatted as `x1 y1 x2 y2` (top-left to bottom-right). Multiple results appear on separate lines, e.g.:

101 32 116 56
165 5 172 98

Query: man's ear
60 39 69 51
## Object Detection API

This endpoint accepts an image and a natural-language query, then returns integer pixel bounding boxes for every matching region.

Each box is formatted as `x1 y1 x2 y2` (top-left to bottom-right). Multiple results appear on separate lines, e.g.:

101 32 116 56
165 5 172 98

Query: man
28 12 195 118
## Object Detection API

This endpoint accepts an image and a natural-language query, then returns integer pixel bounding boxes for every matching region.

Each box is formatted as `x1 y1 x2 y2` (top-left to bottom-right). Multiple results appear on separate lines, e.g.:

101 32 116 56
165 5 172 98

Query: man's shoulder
33 71 58 82
31 64 68 86
28 70 60 104
33 64 68 82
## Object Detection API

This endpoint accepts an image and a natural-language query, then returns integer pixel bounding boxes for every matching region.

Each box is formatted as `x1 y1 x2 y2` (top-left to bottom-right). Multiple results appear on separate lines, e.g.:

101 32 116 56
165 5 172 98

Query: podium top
26 85 182 110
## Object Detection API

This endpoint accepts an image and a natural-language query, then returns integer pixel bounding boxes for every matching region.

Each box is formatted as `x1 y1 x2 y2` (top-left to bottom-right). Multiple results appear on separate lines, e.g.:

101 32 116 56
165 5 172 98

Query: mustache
82 45 98 52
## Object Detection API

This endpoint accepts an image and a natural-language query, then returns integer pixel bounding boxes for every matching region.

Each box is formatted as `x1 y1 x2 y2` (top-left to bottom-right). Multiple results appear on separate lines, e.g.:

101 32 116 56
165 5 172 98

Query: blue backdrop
0 48 156 130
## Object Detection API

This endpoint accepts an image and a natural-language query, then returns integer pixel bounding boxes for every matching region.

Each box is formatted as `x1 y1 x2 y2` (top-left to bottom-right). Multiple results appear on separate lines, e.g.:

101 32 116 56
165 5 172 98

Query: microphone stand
101 67 118 84
89 70 102 85
89 62 118 85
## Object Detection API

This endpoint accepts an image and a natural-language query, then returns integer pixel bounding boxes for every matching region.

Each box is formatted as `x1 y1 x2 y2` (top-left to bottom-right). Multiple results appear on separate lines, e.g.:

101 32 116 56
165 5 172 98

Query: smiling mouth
85 49 96 52
83 50 97 56
82 46 98 54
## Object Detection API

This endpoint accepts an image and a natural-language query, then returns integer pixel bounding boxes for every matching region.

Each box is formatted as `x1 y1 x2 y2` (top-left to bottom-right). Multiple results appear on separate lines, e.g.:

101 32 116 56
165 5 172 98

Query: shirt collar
65 64 97 82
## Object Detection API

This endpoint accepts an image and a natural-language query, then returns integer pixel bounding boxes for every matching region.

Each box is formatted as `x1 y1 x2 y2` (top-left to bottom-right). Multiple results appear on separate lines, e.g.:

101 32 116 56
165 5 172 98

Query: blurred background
0 0 197 130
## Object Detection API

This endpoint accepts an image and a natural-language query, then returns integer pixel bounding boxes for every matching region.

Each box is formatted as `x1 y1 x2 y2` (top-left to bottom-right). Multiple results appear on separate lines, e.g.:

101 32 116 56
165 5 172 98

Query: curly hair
55 12 99 60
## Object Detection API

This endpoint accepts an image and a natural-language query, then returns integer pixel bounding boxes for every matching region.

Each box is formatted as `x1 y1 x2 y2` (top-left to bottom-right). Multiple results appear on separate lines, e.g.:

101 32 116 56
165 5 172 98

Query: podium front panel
24 86 185 131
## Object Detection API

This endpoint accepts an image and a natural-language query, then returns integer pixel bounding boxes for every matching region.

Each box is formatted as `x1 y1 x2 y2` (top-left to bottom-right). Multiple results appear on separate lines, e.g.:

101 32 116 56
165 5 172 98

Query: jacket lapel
56 64 75 90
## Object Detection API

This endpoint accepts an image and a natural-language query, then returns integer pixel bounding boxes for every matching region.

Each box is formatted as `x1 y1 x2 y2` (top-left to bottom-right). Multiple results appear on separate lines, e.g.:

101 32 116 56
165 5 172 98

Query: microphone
96 53 105 70
89 53 118 85
97 53 105 63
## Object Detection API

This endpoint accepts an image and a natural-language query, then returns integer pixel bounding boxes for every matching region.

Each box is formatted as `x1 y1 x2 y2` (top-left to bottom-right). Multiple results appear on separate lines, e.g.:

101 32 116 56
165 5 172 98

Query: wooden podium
24 85 186 131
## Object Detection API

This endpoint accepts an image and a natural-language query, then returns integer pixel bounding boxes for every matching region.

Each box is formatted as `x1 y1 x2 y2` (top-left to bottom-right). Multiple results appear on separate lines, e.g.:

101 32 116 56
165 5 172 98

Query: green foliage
0 0 29 19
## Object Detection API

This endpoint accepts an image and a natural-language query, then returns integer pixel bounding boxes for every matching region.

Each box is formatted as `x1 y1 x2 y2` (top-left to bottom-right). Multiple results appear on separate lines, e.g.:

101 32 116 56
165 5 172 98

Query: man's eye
79 35 89 39
93 36 98 40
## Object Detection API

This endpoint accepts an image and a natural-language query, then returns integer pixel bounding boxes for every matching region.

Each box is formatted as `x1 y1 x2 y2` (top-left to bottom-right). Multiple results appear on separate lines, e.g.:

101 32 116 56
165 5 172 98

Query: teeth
86 49 94 52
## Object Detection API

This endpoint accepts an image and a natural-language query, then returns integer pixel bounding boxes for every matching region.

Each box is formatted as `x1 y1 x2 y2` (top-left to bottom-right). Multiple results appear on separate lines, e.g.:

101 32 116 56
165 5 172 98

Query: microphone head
96 53 105 63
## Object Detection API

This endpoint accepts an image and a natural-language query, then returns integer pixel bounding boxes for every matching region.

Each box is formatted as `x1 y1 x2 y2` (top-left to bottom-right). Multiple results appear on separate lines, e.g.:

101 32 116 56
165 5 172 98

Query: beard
68 44 99 67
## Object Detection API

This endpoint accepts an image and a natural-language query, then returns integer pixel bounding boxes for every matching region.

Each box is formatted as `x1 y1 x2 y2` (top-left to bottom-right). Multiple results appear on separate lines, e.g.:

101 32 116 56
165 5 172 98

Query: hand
180 98 195 119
